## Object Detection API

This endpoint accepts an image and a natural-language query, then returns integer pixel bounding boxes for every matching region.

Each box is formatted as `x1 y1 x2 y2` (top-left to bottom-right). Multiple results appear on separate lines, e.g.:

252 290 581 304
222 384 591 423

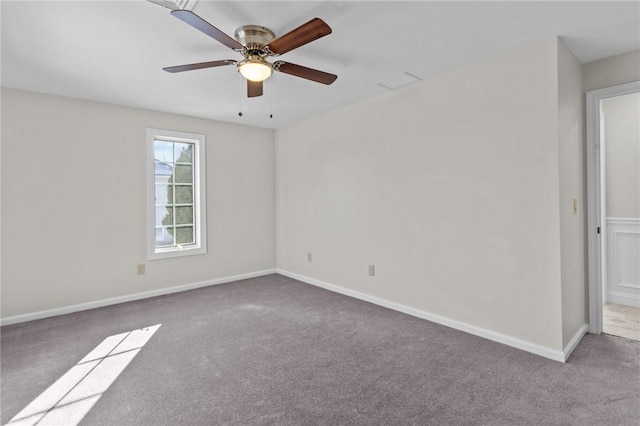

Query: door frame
586 81 640 334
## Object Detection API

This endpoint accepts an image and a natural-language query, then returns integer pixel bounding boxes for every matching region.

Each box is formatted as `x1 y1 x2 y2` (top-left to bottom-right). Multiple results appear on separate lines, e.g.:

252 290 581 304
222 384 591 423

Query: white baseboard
4 268 587 363
563 323 588 362
277 269 569 362
0 269 277 326
607 291 640 308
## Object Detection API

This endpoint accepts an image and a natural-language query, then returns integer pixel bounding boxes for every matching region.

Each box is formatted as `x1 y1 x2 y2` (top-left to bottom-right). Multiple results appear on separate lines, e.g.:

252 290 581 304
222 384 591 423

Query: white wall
277 38 569 352
557 41 586 348
1 88 275 318
602 92 640 308
583 50 640 92
603 92 640 219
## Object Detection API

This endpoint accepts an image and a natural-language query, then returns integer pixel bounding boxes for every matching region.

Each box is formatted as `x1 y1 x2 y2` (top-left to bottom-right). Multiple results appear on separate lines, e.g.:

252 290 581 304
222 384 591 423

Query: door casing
586 81 640 334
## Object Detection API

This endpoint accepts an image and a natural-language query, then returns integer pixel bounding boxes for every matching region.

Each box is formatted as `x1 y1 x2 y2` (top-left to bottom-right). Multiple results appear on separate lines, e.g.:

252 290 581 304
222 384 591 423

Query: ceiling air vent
147 0 197 11
376 72 422 90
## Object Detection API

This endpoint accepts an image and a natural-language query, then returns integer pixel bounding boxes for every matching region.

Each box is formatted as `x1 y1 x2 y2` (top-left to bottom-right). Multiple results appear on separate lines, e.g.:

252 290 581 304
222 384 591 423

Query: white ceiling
2 1 639 129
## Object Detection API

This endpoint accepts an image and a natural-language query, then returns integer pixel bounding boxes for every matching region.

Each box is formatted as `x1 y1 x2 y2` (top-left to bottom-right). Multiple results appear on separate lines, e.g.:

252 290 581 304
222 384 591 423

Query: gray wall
602 92 640 219
583 50 640 92
276 38 580 353
1 88 276 318
558 41 586 348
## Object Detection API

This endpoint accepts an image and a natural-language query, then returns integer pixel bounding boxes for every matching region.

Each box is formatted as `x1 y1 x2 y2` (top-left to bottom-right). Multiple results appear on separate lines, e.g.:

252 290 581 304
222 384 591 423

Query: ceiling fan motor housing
234 25 275 55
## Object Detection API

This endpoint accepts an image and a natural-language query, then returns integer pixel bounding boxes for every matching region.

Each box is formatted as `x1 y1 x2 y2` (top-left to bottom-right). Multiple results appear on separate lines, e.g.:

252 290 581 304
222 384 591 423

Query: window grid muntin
154 138 196 249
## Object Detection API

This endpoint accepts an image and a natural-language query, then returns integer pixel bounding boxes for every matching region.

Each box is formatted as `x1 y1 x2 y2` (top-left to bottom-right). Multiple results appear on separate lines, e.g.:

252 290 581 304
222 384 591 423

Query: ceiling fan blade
171 10 243 51
274 61 337 85
247 80 263 97
163 59 236 73
267 18 331 55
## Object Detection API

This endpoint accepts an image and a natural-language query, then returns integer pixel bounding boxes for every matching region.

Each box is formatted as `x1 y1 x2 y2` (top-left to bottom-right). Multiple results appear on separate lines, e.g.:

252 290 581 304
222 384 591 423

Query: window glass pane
174 165 193 183
175 186 193 204
155 206 173 226
156 227 175 246
160 207 173 228
154 140 175 163
175 206 193 225
155 182 173 205
174 143 193 163
155 162 174 183
176 226 194 245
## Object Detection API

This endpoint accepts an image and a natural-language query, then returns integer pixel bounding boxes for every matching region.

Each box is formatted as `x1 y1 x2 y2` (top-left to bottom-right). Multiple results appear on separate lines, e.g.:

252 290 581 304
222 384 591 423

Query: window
147 128 206 259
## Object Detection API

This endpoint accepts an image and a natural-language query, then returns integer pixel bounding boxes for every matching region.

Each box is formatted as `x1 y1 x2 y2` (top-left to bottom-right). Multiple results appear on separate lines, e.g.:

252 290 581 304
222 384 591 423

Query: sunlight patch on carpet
7 324 161 426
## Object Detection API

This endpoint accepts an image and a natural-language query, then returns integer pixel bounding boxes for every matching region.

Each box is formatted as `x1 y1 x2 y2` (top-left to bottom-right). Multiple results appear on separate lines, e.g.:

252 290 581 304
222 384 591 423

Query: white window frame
147 128 207 260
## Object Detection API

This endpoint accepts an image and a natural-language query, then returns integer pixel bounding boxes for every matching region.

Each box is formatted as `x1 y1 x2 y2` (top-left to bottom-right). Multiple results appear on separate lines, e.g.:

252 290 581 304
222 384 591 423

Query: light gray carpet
2 274 639 425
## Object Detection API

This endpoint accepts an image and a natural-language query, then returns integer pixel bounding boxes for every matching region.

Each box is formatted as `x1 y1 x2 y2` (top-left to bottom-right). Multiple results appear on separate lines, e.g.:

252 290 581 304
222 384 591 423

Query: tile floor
603 303 640 342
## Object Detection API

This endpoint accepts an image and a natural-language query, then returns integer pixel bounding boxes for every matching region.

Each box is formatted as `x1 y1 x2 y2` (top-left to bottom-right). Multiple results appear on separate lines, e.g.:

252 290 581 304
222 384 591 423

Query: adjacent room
599 91 640 341
2 1 639 425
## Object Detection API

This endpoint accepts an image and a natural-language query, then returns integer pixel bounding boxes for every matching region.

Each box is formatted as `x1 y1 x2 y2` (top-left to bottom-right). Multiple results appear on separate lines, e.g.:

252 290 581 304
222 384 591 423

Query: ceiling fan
163 10 338 98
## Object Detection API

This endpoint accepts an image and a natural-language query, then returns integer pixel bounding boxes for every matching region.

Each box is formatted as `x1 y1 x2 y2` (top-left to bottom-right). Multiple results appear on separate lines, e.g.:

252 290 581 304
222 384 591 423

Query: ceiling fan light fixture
238 57 273 82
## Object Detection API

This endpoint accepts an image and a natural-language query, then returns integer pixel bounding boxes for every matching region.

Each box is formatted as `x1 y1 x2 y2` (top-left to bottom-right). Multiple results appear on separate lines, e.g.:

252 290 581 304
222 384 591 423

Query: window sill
147 245 206 261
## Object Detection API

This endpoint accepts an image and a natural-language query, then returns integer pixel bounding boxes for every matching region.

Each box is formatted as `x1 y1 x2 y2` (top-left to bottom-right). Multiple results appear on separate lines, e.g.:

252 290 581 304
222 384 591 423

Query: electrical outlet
137 264 146 275
369 264 375 277
307 252 312 262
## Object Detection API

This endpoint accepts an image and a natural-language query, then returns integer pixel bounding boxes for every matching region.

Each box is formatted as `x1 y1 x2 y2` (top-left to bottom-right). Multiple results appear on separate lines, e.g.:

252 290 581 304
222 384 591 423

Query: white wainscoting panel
606 218 640 308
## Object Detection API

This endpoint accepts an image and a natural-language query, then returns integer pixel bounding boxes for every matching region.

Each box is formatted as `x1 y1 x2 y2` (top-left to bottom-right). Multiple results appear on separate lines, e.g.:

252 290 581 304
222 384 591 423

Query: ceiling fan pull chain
270 75 274 119
238 73 243 117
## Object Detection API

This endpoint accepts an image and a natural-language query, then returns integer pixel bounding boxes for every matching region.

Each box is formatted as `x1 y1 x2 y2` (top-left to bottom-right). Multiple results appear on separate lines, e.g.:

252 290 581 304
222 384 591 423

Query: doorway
586 82 640 341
